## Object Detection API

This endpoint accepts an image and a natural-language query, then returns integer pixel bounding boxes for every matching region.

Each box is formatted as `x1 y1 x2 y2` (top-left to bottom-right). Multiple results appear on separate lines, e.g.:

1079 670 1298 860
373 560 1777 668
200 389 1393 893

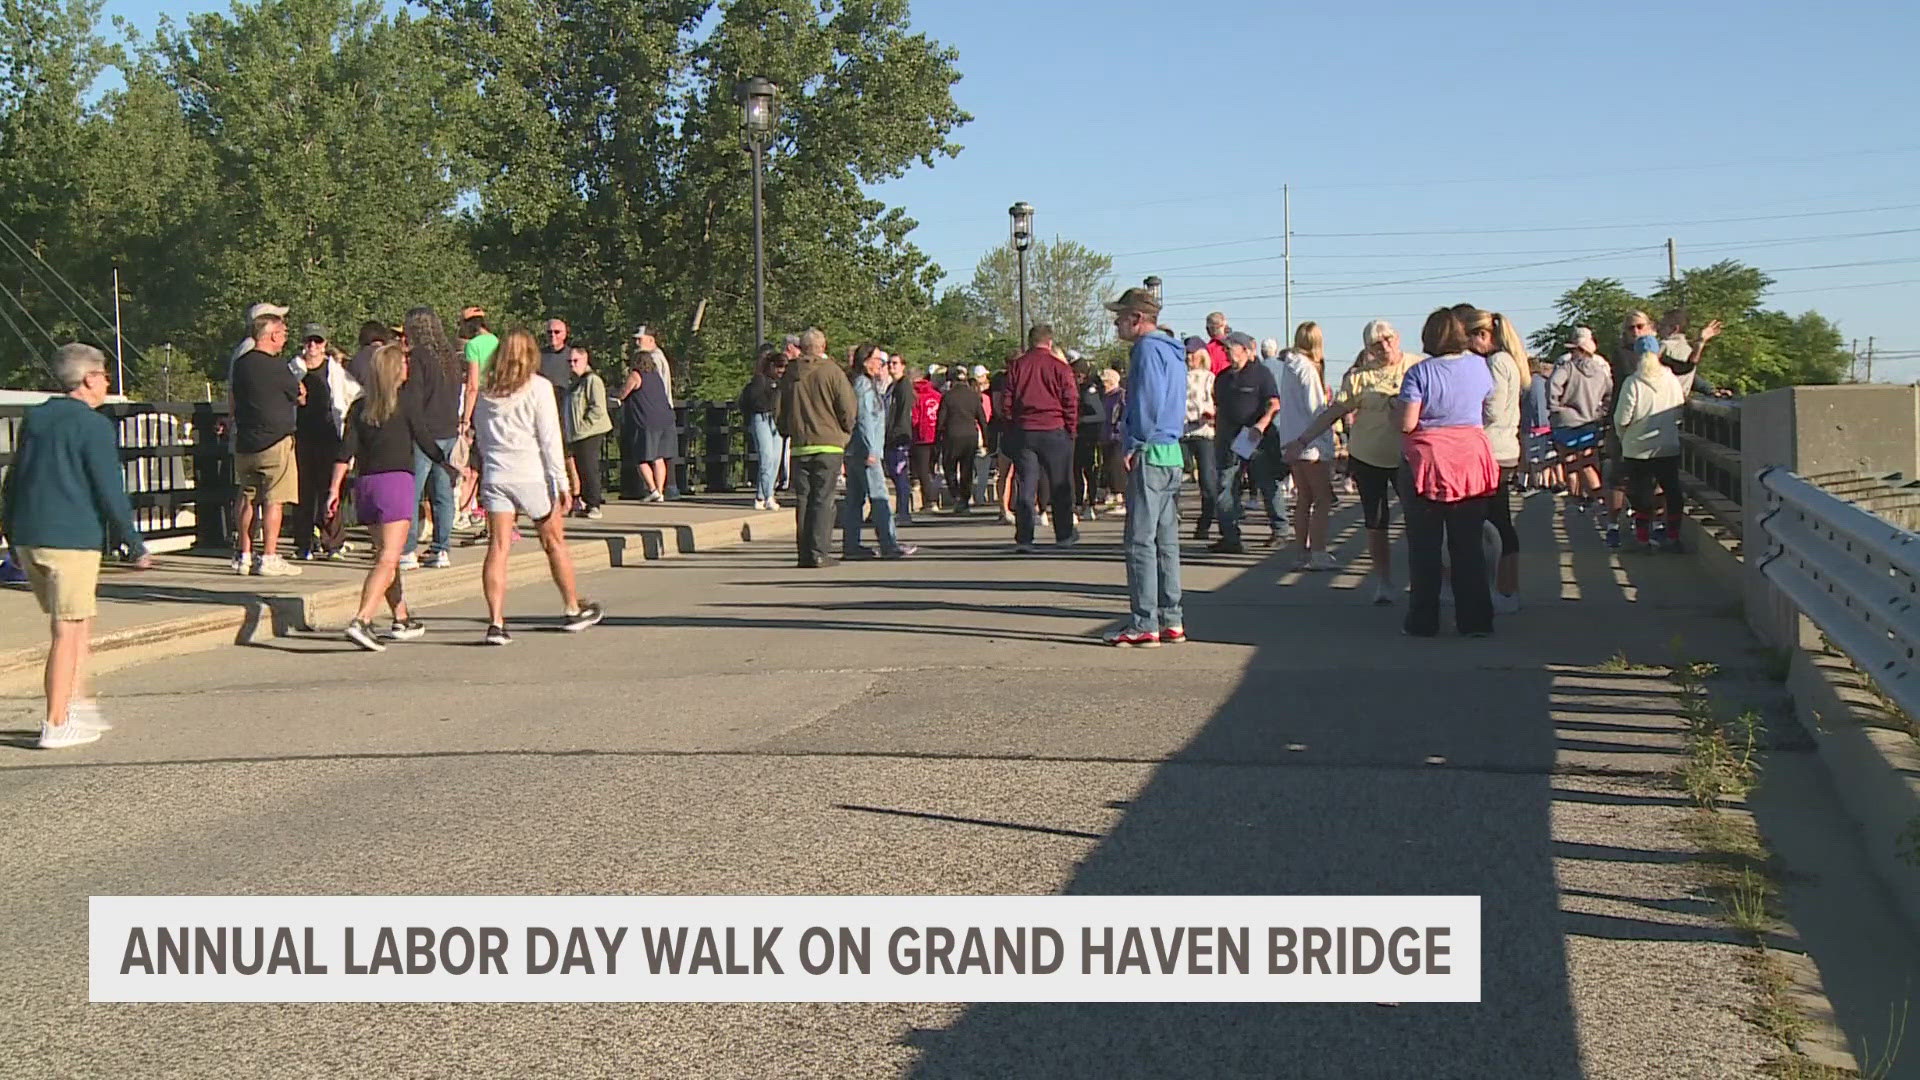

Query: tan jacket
775 354 855 450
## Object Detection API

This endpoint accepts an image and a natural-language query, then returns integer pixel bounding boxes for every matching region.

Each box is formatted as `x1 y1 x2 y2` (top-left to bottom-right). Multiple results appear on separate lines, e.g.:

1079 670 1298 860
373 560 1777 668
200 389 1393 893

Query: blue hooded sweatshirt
1123 332 1186 456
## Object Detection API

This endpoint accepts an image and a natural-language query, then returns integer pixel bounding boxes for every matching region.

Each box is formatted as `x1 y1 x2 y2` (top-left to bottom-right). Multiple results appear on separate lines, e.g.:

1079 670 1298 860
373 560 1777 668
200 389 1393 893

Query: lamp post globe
1143 276 1162 303
734 77 779 351
1009 201 1035 344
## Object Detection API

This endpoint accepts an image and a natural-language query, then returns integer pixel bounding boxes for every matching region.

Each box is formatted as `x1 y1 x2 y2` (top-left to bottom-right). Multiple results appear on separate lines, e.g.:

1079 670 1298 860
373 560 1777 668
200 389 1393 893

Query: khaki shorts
18 546 102 621
235 436 299 504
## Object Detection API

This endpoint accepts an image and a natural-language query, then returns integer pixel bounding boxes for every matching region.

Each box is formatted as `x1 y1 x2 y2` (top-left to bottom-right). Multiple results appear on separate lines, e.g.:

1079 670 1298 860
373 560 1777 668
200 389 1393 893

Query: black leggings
944 442 978 508
1625 455 1684 522
1074 435 1103 506
1351 458 1398 531
1486 466 1519 555
910 443 938 510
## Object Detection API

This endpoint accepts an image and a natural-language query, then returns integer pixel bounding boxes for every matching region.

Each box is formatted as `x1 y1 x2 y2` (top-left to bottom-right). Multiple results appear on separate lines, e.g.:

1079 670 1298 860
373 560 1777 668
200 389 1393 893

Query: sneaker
1013 543 1036 555
1290 549 1313 572
1104 628 1161 648
562 602 604 632
37 719 101 749
485 624 512 646
1000 511 1016 525
1161 626 1187 644
843 546 879 560
1192 526 1210 541
231 553 255 576
254 553 302 577
1369 580 1394 606
881 545 918 560
344 618 386 652
646 491 667 504
384 618 426 642
1492 591 1522 615
397 553 420 571
753 499 768 511
68 699 112 731
424 550 452 569
1652 520 1669 543
1057 530 1081 548
1039 511 1051 528
1605 525 1622 550
766 498 781 511
1209 538 1246 555
585 507 603 520
325 547 350 561
1306 551 1339 572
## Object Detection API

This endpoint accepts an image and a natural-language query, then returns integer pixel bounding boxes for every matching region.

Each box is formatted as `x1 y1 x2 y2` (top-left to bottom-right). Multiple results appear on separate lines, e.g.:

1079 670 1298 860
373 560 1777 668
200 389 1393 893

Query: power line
0 278 62 347
0 216 152 370
1165 245 1653 306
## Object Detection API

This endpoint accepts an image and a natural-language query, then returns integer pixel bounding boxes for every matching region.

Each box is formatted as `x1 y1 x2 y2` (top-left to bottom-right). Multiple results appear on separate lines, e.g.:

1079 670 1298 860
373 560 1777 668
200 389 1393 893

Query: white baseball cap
971 365 988 377
246 302 289 321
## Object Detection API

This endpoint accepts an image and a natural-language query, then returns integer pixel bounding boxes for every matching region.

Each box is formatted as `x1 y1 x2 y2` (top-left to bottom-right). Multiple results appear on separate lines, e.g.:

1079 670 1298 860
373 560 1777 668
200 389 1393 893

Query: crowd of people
1 285 1717 746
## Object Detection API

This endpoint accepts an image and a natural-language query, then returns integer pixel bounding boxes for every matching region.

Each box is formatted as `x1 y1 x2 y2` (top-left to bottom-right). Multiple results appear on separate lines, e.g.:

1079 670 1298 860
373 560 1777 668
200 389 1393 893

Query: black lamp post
1143 276 1162 305
1009 201 1035 345
735 76 778 349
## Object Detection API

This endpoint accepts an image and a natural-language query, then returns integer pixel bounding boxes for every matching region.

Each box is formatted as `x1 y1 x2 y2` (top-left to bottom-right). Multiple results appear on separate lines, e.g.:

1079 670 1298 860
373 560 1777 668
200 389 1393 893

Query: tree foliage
965 238 1114 351
1528 260 1850 395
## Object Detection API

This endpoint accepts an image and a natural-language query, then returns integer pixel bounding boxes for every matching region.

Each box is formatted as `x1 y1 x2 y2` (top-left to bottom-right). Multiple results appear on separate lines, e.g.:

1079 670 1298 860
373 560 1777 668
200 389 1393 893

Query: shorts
234 436 298 504
1350 459 1399 530
1525 428 1555 464
18 546 102 621
1549 423 1600 452
480 479 556 521
627 428 674 463
354 469 418 525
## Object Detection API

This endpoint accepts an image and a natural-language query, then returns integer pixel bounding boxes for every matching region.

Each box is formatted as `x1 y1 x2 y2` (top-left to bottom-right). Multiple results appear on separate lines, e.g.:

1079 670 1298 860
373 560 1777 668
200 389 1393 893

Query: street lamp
1009 201 1035 344
1142 276 1162 304
735 76 779 350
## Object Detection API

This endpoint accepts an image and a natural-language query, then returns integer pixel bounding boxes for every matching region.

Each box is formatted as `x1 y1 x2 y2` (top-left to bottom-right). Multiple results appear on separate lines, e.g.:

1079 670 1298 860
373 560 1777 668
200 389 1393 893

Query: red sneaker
1161 627 1187 644
1104 628 1161 648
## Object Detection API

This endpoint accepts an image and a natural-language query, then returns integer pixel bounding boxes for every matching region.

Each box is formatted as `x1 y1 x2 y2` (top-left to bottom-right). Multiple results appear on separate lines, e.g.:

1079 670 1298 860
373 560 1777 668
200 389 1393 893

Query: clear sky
104 0 1920 381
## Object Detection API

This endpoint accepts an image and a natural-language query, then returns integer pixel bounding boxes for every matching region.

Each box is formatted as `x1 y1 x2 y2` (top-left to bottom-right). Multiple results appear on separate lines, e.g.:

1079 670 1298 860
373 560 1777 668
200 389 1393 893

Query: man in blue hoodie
1103 288 1187 646
0 344 151 748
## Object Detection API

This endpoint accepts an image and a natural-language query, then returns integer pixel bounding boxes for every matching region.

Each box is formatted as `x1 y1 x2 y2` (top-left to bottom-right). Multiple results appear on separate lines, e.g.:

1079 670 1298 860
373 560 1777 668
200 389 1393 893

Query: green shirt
1141 442 1184 468
464 331 500 373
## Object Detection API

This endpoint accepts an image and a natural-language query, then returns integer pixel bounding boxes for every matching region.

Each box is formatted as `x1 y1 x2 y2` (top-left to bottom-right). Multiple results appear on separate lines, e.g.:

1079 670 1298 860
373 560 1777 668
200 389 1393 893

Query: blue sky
105 0 1920 380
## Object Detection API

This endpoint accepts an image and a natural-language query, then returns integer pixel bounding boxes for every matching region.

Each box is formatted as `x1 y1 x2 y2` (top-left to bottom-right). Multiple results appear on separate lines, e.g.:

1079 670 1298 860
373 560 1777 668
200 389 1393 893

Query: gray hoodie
1547 353 1613 428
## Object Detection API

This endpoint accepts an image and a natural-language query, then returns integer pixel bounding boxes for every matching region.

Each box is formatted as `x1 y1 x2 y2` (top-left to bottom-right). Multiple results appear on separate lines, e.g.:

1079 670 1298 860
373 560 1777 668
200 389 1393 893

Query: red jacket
995 348 1078 435
910 378 941 444
1205 337 1231 376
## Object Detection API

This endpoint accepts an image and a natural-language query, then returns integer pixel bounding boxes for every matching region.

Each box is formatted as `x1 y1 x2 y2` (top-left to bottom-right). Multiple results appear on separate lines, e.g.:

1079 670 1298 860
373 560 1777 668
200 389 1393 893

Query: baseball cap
300 323 328 342
1224 331 1258 350
1182 335 1207 353
1570 327 1597 352
971 364 988 377
1066 348 1084 362
246 302 289 322
460 306 487 320
1104 287 1162 319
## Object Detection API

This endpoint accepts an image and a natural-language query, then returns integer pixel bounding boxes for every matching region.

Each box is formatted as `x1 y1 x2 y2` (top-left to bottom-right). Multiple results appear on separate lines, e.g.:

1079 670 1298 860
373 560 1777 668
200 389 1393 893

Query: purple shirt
1398 353 1495 429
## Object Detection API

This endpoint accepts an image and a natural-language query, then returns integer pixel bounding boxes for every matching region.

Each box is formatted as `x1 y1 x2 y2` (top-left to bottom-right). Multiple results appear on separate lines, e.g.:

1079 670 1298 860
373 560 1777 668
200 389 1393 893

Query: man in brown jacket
775 328 856 568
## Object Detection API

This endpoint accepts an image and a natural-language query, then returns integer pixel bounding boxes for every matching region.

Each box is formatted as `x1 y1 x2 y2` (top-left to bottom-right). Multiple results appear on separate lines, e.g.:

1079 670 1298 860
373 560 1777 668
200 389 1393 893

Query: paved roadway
0 493 1906 1078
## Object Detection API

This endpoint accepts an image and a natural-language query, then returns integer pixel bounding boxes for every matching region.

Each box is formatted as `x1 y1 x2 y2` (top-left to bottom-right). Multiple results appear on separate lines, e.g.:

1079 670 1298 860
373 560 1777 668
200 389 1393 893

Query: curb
0 509 795 691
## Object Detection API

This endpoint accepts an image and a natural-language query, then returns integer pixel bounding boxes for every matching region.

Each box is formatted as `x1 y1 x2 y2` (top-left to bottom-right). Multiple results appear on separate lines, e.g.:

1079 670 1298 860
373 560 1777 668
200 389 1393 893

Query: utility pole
1851 338 1859 382
1283 184 1293 331
1866 336 1875 383
1666 238 1677 285
111 266 124 396
163 342 172 402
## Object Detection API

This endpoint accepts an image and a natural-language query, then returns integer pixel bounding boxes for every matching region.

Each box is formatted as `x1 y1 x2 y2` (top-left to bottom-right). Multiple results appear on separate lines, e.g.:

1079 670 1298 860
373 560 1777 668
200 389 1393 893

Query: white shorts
480 480 556 521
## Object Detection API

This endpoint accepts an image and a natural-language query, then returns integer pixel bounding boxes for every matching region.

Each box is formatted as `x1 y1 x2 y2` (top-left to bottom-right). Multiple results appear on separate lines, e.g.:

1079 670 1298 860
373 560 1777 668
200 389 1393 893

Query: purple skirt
355 470 417 525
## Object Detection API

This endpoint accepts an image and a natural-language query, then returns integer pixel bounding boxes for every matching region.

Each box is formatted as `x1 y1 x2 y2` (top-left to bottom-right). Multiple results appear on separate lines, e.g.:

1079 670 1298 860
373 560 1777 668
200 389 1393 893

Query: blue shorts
1550 423 1601 451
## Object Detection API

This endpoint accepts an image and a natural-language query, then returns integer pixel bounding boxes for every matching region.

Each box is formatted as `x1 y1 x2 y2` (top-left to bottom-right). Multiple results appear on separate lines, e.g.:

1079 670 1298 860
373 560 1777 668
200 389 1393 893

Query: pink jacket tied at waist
1401 425 1499 503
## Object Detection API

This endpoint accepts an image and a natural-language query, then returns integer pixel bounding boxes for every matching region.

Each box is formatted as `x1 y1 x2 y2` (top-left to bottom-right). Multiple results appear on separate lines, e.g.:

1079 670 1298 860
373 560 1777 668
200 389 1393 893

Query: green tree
966 237 1115 351
425 0 969 400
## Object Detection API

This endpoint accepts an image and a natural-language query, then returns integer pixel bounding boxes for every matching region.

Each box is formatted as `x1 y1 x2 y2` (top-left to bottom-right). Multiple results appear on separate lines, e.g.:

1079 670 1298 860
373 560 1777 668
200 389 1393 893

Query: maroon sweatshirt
995 347 1079 435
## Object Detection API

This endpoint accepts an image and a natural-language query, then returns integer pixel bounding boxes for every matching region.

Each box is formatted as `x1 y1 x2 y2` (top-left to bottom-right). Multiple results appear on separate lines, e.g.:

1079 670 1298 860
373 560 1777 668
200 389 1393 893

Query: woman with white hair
1284 318 1420 603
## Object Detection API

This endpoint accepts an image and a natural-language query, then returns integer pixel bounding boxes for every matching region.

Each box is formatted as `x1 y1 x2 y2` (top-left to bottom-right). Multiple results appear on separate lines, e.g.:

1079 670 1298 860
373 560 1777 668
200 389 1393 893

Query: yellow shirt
1333 352 1420 468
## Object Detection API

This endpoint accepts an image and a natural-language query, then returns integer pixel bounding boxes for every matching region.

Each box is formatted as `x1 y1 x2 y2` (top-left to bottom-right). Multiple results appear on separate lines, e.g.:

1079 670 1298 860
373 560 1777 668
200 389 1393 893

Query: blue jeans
404 436 457 556
748 413 780 503
1214 440 1256 543
1124 460 1184 633
840 451 900 555
885 442 912 516
1253 430 1289 532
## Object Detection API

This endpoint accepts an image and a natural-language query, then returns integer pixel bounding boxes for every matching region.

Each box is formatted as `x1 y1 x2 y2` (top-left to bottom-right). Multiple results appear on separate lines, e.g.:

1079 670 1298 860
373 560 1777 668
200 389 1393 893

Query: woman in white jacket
1613 338 1687 554
1274 322 1336 571
1459 307 1527 612
473 328 604 645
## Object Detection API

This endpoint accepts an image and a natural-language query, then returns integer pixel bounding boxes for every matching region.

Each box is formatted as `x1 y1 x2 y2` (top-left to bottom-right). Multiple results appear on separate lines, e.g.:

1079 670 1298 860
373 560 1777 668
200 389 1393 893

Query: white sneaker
424 550 452 569
397 553 419 571
254 553 302 577
766 497 781 511
585 507 603 520
38 719 101 749
1290 548 1312 571
231 553 255 576
1371 580 1395 606
1039 511 1051 527
753 499 767 511
1492 590 1522 615
68 699 112 731
1307 551 1339 572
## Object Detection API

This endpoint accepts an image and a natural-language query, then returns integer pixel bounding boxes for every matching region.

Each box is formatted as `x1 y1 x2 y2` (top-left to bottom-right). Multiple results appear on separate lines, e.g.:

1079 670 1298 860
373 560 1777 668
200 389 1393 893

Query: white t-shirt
474 375 570 500
1273 352 1334 461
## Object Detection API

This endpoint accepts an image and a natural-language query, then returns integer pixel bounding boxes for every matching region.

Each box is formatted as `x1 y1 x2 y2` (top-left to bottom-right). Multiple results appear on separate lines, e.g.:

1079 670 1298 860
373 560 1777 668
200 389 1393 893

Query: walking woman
473 329 603 645
1284 319 1420 604
1183 338 1218 541
1459 306 1528 612
1073 362 1106 517
399 307 464 569
1274 322 1335 570
618 343 674 502
1098 368 1126 507
739 344 786 511
565 346 611 519
1397 309 1499 637
330 343 462 652
881 351 913 520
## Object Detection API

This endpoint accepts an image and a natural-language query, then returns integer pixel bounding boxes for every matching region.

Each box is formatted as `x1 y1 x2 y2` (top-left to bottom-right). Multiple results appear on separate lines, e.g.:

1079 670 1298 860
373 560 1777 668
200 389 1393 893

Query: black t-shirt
231 349 300 454
538 347 573 402
297 366 336 443
338 396 445 476
1213 361 1280 435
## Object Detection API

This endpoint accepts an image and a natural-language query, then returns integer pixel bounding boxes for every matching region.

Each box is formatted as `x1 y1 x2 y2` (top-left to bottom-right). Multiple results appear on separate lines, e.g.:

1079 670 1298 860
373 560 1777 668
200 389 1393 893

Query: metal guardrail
1756 466 1920 718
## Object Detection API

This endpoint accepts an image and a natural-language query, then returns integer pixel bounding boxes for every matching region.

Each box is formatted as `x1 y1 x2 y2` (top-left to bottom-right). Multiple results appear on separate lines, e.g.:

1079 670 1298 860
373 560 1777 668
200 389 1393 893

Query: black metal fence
0 399 771 550
1679 396 1743 507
